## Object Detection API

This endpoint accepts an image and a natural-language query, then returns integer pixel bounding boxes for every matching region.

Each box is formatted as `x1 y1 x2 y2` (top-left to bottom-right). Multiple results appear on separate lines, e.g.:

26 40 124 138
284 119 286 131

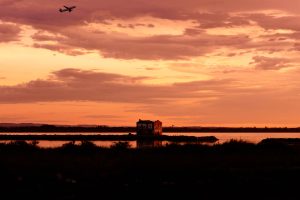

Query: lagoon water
1 132 300 148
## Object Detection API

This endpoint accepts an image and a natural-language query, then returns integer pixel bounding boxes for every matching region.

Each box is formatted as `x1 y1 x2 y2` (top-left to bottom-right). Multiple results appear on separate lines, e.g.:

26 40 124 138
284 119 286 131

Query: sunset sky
1 0 300 126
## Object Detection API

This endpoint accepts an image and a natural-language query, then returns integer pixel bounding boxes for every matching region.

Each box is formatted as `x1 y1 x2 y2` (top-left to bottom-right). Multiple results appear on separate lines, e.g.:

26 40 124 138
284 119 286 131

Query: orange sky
1 0 300 126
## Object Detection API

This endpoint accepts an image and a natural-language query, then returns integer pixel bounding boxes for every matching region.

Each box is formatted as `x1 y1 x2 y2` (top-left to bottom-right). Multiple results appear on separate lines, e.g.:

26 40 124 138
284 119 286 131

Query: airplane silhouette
59 6 76 13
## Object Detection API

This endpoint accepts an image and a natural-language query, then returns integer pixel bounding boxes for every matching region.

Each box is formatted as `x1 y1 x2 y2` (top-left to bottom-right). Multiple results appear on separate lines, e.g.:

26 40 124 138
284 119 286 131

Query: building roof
137 119 162 123
137 119 153 123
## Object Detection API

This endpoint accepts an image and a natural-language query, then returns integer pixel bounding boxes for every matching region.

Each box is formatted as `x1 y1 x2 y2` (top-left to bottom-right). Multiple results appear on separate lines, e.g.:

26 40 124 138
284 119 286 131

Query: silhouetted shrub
110 141 131 150
29 140 39 146
59 141 77 152
216 139 256 153
80 140 96 147
79 140 100 152
4 140 39 152
257 139 293 153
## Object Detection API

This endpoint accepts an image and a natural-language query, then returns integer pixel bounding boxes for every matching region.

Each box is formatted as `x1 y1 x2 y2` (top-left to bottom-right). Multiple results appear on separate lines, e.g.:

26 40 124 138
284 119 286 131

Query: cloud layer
2 1 300 125
0 23 21 42
0 68 233 103
1 0 300 61
1 68 300 125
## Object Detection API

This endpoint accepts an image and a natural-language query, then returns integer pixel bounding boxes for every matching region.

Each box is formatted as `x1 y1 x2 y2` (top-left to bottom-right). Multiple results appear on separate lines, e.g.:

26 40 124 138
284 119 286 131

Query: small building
136 119 162 136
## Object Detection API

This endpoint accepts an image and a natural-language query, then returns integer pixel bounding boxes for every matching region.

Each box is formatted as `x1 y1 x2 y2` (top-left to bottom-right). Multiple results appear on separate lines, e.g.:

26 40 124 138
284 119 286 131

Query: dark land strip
1 124 300 132
0 134 218 142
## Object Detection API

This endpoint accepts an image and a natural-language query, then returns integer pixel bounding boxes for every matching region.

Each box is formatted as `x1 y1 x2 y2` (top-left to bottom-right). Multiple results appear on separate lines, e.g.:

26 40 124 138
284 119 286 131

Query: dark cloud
184 28 205 36
0 23 21 42
194 12 250 29
31 31 65 41
1 0 300 60
32 43 86 56
1 0 298 25
31 30 251 60
247 14 300 32
117 23 155 29
1 67 300 125
0 68 234 103
292 43 300 52
251 56 291 70
0 1 297 29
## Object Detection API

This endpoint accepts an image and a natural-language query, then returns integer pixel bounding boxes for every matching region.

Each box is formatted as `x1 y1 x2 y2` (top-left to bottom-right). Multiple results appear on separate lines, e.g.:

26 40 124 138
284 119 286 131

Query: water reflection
39 140 137 148
0 140 174 148
2 132 300 148
94 141 136 148
4 132 300 144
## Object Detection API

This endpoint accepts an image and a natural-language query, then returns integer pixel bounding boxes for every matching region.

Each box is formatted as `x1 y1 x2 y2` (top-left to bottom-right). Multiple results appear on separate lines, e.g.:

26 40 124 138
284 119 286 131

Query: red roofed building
136 119 162 136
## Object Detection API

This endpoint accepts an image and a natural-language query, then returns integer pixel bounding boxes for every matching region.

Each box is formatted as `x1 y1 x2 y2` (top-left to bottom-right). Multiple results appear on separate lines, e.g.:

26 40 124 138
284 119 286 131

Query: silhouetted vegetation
110 141 131 150
1 139 300 199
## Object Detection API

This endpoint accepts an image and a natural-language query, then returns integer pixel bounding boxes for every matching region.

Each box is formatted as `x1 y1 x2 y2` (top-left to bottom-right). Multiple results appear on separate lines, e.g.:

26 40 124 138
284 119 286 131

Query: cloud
2 0 300 25
1 0 300 60
0 68 234 104
130 75 300 125
145 67 159 71
251 56 291 70
31 29 251 60
0 23 21 42
247 13 300 32
32 43 87 56
1 67 300 125
117 23 155 29
31 31 65 41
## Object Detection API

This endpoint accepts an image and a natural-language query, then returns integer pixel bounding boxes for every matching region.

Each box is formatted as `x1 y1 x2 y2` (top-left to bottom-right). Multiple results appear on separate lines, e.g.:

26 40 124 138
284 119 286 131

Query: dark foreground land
1 139 300 199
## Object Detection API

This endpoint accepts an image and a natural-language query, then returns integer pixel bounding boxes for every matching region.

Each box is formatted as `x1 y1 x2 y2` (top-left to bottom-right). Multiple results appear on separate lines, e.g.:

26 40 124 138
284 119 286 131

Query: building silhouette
136 119 162 136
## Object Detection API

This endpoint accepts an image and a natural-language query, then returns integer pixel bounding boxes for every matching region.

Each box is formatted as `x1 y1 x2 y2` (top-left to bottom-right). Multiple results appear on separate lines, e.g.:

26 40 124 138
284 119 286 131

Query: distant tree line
0 124 300 132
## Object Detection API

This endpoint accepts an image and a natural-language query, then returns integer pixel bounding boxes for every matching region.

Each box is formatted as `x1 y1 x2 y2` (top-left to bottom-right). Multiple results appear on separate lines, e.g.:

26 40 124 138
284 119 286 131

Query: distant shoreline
0 134 218 143
1 125 300 133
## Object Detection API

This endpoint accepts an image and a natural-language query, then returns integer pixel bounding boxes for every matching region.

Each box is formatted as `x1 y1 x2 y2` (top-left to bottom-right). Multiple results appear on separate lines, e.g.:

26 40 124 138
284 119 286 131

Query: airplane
59 5 76 13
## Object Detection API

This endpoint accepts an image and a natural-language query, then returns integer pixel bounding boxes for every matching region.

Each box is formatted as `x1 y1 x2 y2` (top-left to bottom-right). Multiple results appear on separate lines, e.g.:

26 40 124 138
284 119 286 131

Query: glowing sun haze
1 0 300 126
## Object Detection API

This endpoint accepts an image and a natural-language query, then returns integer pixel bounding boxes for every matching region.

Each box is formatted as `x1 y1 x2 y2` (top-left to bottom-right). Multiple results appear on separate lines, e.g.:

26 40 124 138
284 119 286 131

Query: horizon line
0 123 300 129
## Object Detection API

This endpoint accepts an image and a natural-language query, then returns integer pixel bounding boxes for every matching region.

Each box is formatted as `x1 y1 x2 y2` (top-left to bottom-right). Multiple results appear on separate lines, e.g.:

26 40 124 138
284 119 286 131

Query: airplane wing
60 6 76 12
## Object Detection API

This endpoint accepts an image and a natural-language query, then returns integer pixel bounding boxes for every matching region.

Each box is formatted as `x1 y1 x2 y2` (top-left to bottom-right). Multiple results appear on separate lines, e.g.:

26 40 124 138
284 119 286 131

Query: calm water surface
1 132 300 148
